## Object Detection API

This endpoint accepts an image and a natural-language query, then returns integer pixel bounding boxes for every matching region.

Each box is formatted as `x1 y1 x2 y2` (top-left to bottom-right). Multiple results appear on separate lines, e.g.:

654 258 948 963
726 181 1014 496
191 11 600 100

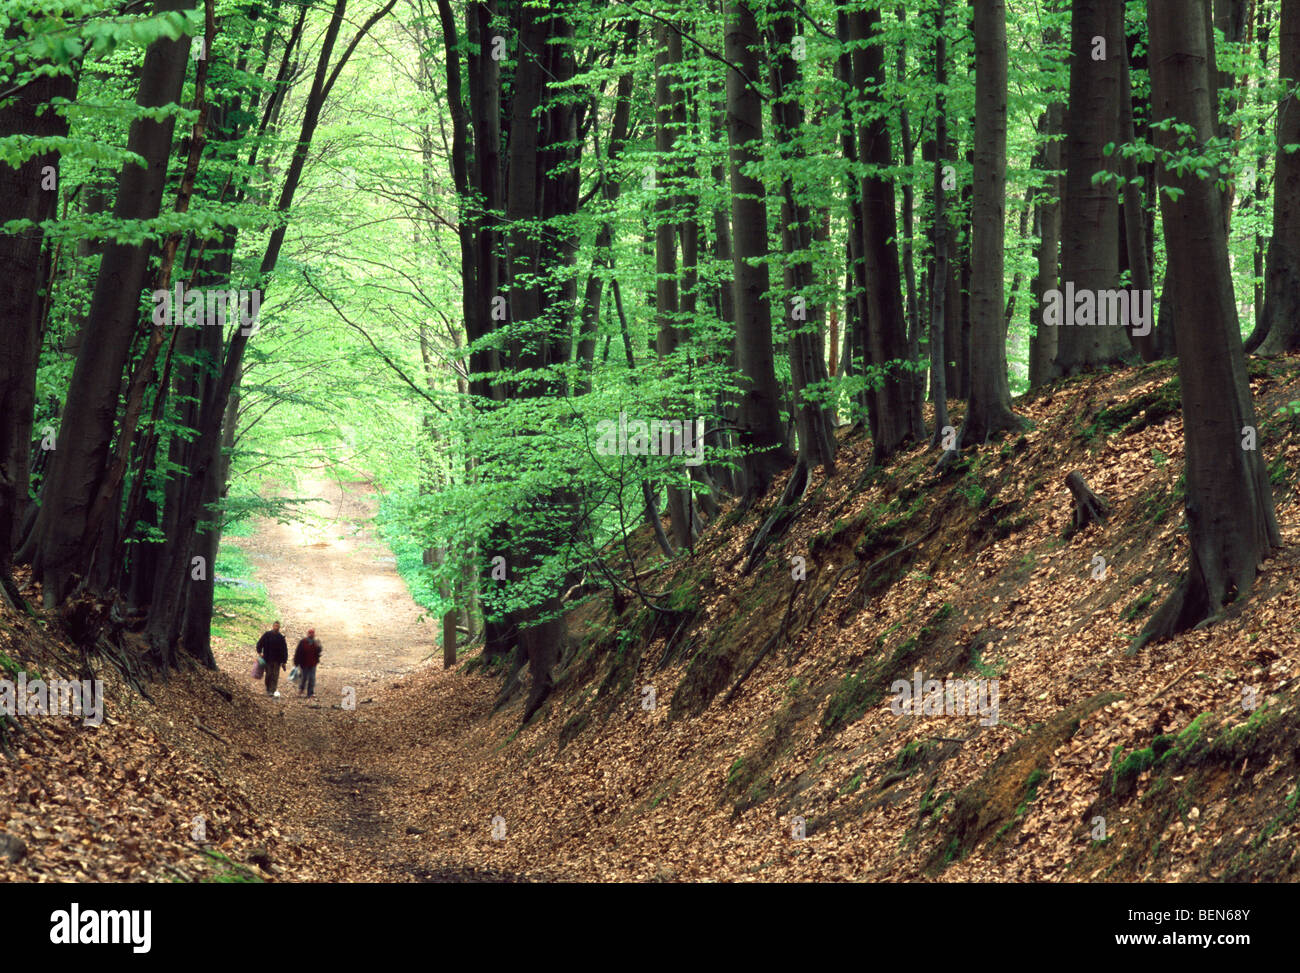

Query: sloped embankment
380 354 1300 881
0 607 370 881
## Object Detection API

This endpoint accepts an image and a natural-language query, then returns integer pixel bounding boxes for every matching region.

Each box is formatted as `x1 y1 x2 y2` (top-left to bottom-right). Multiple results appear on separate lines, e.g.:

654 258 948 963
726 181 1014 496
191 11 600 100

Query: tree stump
1064 471 1109 537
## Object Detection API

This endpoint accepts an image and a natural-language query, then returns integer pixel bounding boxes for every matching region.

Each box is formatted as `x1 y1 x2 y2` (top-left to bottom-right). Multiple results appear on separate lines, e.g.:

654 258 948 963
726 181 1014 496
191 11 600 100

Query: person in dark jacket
256 621 289 697
293 629 323 699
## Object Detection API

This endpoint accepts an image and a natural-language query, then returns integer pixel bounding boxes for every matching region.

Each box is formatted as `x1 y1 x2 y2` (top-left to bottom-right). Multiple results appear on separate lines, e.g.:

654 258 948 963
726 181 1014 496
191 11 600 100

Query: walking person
256 621 289 697
294 628 323 699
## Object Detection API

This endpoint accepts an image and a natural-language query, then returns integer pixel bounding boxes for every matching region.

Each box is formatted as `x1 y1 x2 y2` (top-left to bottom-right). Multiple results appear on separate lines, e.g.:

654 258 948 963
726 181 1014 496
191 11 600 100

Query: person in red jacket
293 628 323 699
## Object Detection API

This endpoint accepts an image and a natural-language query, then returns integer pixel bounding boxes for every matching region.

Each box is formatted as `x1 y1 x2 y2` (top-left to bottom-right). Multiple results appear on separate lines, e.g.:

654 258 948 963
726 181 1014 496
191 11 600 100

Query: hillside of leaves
5 359 1300 881
427 354 1300 881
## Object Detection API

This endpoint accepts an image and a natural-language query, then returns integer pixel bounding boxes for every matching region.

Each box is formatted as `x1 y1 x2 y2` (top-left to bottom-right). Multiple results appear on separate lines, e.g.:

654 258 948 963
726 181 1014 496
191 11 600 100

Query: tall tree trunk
1244 0 1274 351
957 148 974 400
849 3 923 464
724 0 792 502
576 22 636 392
435 0 480 388
497 0 582 718
1029 103 1064 387
29 0 198 604
0 63 73 596
464 0 514 659
835 8 869 424
146 0 364 665
897 4 925 440
962 0 1024 445
1118 29 1158 361
945 225 964 398
1213 0 1249 226
1053 0 1131 374
654 20 693 549
1003 190 1032 336
704 67 740 496
769 0 836 472
928 5 952 443
1137 0 1281 649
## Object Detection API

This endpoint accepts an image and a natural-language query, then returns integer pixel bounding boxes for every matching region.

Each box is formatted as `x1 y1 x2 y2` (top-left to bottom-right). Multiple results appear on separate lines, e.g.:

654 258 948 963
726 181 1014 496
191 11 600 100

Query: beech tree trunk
835 8 868 423
724 0 792 502
1029 103 1064 388
1118 32 1158 362
897 4 925 440
0 63 73 595
1054 0 1131 375
946 221 965 399
29 0 198 604
654 21 694 549
928 6 952 445
1138 0 1281 650
576 21 636 391
465 0 512 659
848 3 923 464
147 0 357 665
962 0 1024 446
1245 2 1274 350
769 0 836 472
496 0 582 715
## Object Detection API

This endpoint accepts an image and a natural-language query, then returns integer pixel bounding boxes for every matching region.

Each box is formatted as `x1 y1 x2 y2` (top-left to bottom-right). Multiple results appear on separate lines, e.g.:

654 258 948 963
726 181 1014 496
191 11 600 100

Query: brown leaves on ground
5 359 1300 882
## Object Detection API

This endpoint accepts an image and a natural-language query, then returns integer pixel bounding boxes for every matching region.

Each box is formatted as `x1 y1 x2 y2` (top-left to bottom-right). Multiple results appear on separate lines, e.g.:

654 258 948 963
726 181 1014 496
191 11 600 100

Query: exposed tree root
741 459 809 575
1130 548 1255 655
1130 571 1215 655
931 448 961 477
194 718 229 744
959 408 1026 450
96 635 154 701
652 612 694 675
0 573 29 615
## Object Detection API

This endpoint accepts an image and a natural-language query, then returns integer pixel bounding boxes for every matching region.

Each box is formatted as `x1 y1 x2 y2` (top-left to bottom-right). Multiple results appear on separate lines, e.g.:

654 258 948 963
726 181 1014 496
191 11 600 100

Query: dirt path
215 475 458 880
236 474 434 691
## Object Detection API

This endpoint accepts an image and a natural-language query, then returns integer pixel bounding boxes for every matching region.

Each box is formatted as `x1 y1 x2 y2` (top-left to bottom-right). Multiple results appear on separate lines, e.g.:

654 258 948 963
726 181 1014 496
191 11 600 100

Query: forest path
235 473 431 686
214 474 503 881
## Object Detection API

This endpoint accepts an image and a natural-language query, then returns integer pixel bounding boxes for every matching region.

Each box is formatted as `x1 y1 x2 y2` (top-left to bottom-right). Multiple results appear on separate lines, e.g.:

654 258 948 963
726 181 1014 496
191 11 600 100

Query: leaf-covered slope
396 353 1300 881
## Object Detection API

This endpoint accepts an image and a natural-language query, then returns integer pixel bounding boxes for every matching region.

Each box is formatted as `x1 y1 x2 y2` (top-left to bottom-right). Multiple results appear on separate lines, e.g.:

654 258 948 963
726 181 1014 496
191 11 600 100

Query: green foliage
0 651 24 679
12 0 1298 658
969 647 1002 679
919 784 951 821
1268 456 1290 488
376 491 443 617
892 739 933 774
822 671 879 735
212 541 276 642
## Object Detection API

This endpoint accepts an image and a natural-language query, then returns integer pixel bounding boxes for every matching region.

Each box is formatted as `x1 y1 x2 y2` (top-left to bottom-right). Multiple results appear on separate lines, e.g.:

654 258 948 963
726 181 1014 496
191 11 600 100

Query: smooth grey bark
961 0 1024 445
1137 0 1281 649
